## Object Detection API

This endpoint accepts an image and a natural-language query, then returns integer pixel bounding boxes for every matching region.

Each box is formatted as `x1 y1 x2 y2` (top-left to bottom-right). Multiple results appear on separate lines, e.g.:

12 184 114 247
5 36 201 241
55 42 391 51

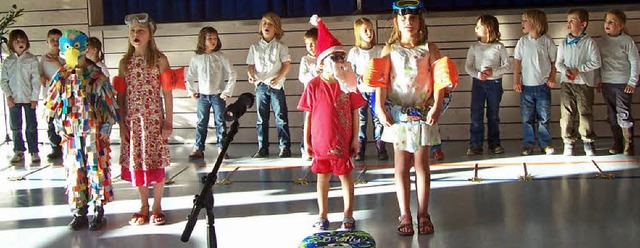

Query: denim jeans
255 83 291 150
520 84 552 148
9 104 38 153
47 117 61 150
358 91 383 142
469 78 503 149
601 83 634 129
195 94 227 150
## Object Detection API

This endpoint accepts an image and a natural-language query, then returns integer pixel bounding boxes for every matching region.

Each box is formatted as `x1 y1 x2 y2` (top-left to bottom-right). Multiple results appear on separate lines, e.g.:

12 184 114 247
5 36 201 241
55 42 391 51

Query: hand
248 73 256 84
513 81 523 93
426 107 440 126
482 67 493 77
596 83 603 93
547 80 556 88
478 72 488 81
269 77 279 87
6 97 14 108
378 109 394 127
350 138 359 158
40 75 48 87
220 94 229 101
161 120 173 138
192 93 199 99
30 101 38 109
119 124 129 141
624 85 635 94
59 131 72 144
305 142 314 157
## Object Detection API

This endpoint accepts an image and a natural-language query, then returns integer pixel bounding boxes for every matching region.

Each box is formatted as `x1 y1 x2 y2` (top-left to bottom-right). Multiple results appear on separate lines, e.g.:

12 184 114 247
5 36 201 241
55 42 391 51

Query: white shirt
1 52 41 103
246 38 291 90
95 61 111 78
186 51 237 96
39 54 65 99
597 33 639 87
555 34 601 86
347 46 382 92
514 34 557 86
298 54 317 88
465 41 511 80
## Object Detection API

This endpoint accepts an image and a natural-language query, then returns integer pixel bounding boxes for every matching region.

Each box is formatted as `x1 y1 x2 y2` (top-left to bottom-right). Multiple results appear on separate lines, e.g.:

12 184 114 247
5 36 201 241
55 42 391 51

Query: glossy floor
0 140 638 248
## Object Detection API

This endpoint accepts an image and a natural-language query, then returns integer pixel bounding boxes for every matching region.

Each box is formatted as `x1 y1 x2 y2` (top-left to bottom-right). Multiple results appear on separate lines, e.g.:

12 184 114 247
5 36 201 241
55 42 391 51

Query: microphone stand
181 119 239 248
0 36 11 146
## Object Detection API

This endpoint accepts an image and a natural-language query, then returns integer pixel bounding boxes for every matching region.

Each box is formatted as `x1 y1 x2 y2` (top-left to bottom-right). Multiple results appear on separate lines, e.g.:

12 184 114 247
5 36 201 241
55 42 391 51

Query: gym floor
0 139 638 247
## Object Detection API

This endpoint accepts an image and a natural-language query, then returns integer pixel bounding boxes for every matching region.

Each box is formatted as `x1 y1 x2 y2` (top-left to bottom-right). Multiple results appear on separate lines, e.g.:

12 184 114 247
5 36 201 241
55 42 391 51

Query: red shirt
298 77 366 160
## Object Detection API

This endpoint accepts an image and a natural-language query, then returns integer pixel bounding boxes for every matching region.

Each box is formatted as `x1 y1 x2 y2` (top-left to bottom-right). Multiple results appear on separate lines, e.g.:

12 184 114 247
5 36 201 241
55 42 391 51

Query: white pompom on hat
309 14 345 64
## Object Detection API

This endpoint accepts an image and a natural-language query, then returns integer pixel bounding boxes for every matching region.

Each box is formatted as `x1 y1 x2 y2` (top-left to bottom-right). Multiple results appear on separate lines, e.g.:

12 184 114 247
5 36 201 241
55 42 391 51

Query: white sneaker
10 151 24 163
31 153 41 163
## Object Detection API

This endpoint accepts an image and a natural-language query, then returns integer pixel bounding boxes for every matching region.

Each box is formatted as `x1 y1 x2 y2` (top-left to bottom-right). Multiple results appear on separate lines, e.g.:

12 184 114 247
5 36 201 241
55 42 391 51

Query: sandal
312 217 329 231
150 212 166 225
339 217 356 231
417 214 434 235
397 214 414 236
129 205 149 226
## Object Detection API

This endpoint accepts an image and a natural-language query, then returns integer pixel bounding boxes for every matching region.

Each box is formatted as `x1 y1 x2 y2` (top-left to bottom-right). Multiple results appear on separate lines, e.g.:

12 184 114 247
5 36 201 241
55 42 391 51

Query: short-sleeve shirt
514 34 557 86
245 38 291 89
297 77 366 160
347 46 382 93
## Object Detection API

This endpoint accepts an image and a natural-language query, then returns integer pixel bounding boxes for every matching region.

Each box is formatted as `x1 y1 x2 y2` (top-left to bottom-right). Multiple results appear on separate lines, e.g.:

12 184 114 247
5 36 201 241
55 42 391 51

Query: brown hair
259 12 284 40
476 14 501 43
387 13 428 46
523 9 548 36
354 18 376 48
568 8 589 29
8 29 29 53
195 26 221 54
304 27 318 40
119 17 163 73
605 9 628 35
47 28 62 37
87 37 105 62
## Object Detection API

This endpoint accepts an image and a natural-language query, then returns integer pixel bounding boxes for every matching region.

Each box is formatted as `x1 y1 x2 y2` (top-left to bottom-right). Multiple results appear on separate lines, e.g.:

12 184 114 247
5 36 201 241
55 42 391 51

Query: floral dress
381 43 441 153
120 56 170 186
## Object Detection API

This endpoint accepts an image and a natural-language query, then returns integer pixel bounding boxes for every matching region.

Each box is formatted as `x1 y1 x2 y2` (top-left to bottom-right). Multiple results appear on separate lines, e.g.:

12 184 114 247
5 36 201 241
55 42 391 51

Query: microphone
224 93 255 122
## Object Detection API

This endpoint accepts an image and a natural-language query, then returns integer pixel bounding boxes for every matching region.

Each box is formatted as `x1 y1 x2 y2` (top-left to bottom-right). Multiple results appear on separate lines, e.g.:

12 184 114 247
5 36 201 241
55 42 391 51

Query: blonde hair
354 18 376 48
195 26 221 54
605 9 628 35
387 13 428 46
568 8 589 29
523 9 548 36
119 17 163 73
477 14 501 43
258 12 284 40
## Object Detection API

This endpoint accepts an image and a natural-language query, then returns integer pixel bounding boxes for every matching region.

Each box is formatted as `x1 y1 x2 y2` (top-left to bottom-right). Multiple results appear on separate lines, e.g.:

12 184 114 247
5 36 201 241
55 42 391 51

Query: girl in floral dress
113 13 173 226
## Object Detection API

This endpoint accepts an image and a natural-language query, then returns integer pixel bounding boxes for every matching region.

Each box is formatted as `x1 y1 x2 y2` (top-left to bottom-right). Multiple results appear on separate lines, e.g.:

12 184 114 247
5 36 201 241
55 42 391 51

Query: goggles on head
393 0 424 15
124 12 156 33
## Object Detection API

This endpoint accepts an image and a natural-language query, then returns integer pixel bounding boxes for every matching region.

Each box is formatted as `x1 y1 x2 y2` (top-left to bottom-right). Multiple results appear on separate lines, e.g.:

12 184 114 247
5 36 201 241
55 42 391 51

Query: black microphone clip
224 93 255 122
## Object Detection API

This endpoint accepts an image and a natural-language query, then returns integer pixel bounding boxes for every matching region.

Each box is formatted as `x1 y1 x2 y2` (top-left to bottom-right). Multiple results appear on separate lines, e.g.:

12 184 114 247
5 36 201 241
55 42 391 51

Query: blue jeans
255 83 291 150
195 94 227 150
469 78 503 149
520 84 552 148
9 104 38 153
358 92 383 142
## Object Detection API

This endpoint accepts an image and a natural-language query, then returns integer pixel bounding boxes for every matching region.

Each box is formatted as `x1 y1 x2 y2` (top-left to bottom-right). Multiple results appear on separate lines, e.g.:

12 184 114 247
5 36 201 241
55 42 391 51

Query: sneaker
31 153 41 163
10 151 24 163
543 145 555 155
584 142 596 156
432 149 444 161
217 147 229 159
252 148 269 158
188 150 204 160
563 143 574 156
491 146 505 154
466 147 483 156
521 146 534 156
279 147 291 158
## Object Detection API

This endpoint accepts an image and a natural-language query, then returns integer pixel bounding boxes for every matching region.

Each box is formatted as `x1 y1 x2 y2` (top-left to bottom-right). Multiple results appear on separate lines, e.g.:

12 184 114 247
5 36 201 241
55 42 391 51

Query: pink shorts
311 158 354 176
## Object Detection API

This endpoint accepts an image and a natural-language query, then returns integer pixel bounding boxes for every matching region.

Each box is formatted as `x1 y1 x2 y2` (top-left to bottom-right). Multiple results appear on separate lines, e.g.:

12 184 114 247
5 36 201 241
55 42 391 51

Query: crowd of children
1 1 637 236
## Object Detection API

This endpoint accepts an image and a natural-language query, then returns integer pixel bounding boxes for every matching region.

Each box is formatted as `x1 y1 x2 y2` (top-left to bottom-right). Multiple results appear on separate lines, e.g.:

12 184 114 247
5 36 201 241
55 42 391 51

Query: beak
63 48 81 70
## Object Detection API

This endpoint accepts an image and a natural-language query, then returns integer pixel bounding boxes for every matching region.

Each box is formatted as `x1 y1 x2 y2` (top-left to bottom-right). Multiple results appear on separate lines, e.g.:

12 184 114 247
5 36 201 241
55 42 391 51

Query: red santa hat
310 15 345 64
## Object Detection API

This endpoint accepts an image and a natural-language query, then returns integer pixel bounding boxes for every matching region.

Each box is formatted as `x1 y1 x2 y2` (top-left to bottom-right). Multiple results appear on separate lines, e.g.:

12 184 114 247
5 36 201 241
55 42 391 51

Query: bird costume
43 30 119 230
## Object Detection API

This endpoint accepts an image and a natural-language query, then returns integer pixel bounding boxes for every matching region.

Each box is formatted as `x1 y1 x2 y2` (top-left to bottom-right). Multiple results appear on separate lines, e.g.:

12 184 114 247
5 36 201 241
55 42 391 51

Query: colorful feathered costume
43 30 119 229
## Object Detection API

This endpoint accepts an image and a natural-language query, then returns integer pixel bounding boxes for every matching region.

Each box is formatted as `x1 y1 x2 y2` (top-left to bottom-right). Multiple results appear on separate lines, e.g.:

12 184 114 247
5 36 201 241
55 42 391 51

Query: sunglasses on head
330 54 346 62
393 0 424 15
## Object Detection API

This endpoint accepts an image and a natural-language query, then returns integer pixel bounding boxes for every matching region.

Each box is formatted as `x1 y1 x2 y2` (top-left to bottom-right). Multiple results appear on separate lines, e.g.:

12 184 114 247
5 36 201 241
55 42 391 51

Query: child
0 29 41 164
86 37 110 77
374 0 446 235
186 26 237 160
298 15 366 231
556 8 601 156
246 12 292 158
44 29 119 231
596 9 638 156
347 17 387 161
464 14 511 155
39 28 65 160
513 9 557 156
114 13 173 226
298 27 318 160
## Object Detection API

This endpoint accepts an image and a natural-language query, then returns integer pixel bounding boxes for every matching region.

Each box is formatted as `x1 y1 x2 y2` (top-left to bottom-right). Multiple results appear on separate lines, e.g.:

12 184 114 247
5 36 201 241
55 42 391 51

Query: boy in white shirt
40 28 65 160
555 8 601 156
298 27 318 160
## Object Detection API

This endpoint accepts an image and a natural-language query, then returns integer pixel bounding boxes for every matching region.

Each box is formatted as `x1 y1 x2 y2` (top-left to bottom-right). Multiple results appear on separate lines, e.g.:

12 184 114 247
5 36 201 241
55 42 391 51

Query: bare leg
394 147 413 234
317 173 331 219
338 173 354 218
137 186 150 212
414 145 434 234
151 182 164 214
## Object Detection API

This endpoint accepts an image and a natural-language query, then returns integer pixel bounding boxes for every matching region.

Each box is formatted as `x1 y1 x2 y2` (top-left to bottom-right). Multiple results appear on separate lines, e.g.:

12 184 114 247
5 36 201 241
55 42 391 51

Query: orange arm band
159 67 186 90
432 57 459 91
113 76 126 94
363 57 391 88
